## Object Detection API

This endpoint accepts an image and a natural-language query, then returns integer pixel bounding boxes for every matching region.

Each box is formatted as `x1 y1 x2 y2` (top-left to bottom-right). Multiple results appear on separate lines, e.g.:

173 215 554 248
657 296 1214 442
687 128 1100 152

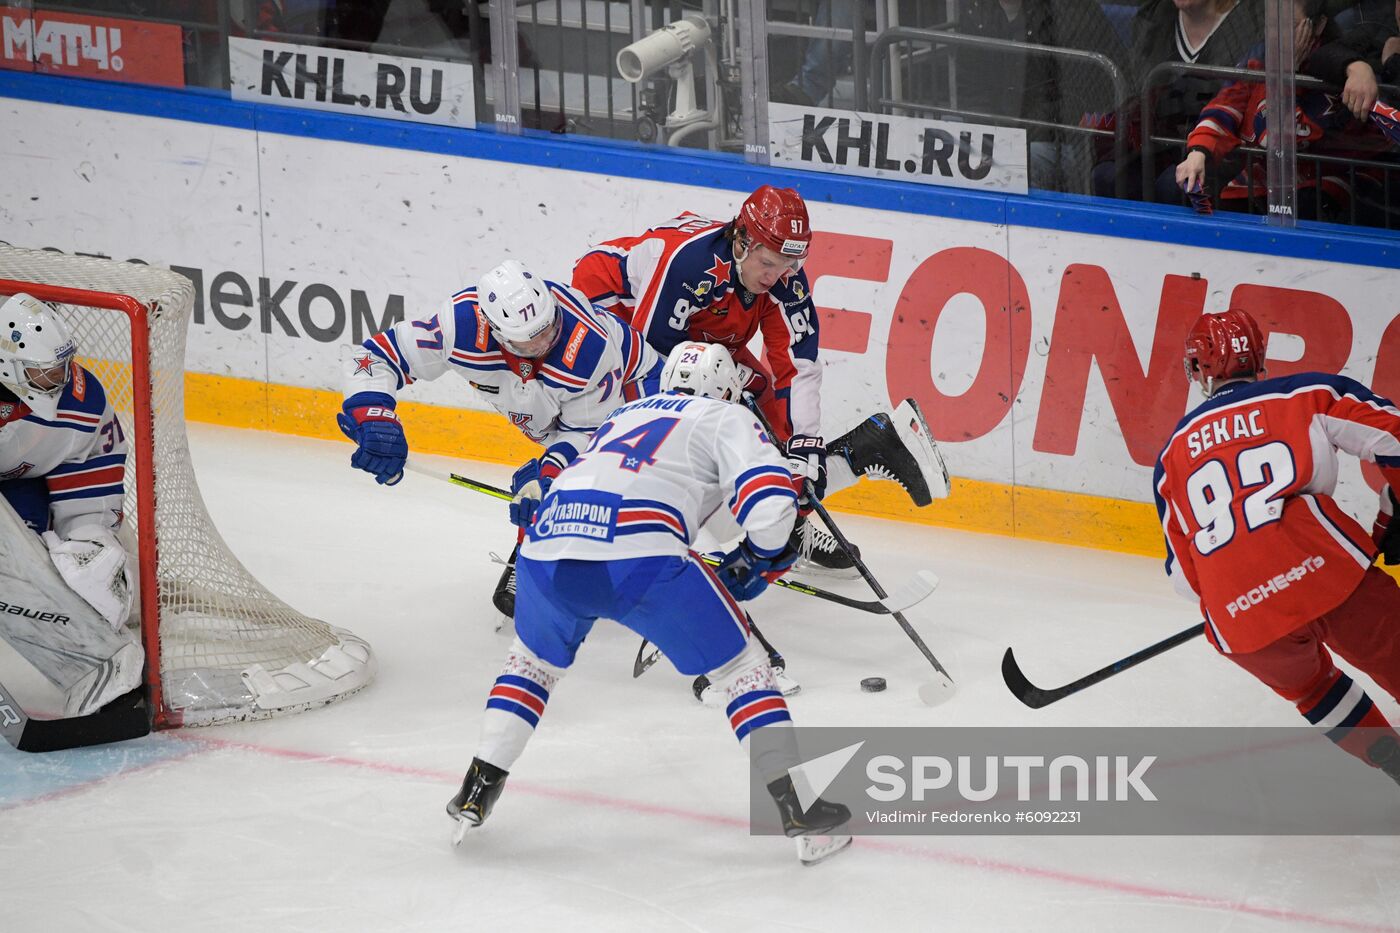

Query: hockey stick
1001 622 1206 709
405 461 938 615
0 678 150 753
743 399 956 706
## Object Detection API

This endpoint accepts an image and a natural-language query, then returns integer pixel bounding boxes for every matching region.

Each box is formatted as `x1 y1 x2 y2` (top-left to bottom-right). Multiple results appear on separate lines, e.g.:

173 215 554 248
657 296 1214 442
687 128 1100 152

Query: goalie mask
0 293 77 420
478 260 561 359
660 341 742 402
1184 309 1266 396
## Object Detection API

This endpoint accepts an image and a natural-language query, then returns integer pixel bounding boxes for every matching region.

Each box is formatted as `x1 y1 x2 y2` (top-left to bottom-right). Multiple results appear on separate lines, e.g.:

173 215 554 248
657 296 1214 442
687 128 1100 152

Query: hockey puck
860 677 887 693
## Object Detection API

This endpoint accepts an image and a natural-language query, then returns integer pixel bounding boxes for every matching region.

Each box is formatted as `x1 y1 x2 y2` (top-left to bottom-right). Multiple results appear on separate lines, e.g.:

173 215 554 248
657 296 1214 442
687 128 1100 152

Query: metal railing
868 25 1132 198
1139 60 1400 228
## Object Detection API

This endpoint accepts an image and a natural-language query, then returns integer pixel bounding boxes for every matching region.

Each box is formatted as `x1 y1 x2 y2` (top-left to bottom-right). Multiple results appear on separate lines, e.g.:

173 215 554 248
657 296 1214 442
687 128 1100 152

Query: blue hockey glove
786 434 827 508
337 392 407 485
509 458 556 528
717 537 799 602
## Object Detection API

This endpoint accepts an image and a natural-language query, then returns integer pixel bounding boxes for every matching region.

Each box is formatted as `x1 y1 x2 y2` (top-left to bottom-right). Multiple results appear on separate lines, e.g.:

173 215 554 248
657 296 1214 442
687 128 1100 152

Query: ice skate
446 757 509 845
788 516 859 578
767 774 852 865
693 659 799 707
1369 735 1400 787
491 560 516 623
830 400 949 507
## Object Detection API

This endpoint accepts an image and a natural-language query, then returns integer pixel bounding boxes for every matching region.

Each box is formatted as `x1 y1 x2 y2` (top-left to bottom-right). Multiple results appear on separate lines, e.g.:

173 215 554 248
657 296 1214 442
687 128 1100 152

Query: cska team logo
353 354 377 375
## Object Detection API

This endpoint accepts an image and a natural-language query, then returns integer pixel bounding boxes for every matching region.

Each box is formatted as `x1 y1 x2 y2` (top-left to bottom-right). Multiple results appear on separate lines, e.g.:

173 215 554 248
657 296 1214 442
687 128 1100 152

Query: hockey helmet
660 341 742 402
0 292 77 420
1184 309 1266 395
478 260 560 357
734 185 811 261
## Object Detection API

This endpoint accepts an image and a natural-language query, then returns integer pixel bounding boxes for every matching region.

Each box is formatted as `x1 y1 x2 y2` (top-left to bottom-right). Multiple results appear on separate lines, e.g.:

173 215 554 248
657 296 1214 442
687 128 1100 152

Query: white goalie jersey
0 365 127 537
343 281 662 466
522 392 800 562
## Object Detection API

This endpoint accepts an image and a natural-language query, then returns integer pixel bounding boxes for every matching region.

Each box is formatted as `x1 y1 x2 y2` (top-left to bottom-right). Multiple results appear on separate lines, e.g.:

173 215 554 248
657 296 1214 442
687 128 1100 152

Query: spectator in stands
951 0 1131 194
1173 0 1394 222
1308 0 1400 119
1092 0 1263 202
772 0 859 107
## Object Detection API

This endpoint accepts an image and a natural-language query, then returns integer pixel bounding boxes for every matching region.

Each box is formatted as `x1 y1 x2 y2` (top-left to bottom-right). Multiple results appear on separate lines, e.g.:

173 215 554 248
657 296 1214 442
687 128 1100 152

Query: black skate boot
767 774 853 865
446 757 509 844
492 546 519 618
829 400 949 508
789 515 860 577
1368 735 1400 787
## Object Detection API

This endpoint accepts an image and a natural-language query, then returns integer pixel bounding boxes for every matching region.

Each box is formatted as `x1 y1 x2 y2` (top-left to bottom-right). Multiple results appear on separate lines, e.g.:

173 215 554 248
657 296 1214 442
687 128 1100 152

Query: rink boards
1 72 1397 558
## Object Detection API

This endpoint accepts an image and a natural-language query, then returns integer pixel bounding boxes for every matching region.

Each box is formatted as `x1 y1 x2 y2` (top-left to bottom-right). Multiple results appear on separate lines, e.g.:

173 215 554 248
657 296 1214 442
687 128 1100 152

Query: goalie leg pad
0 501 143 717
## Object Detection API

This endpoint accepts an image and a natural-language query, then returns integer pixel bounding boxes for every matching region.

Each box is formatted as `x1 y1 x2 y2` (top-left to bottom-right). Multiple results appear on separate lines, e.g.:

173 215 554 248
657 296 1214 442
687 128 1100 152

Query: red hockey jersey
571 212 821 441
1154 373 1400 654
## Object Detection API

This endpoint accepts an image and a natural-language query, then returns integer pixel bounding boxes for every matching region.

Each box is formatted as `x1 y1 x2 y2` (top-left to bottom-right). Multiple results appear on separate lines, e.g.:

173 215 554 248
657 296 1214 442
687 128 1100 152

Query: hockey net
0 244 375 728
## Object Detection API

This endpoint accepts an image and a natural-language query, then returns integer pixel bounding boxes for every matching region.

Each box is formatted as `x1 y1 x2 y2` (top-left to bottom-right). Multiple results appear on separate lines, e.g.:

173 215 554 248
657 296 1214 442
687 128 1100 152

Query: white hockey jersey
0 366 127 536
522 392 799 561
343 281 661 466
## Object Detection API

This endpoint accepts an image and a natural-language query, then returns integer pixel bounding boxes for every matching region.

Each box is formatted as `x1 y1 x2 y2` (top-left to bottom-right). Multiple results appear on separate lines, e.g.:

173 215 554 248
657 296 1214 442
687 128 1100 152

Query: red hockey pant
1225 566 1400 764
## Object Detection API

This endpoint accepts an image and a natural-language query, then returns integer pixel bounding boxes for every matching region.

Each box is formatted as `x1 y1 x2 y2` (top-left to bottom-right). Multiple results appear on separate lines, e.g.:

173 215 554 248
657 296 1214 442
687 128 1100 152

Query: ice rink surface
3 424 1397 933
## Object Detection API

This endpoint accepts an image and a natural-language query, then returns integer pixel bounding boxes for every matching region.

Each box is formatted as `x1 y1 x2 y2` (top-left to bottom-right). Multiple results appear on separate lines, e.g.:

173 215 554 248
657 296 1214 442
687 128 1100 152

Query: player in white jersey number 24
445 342 853 865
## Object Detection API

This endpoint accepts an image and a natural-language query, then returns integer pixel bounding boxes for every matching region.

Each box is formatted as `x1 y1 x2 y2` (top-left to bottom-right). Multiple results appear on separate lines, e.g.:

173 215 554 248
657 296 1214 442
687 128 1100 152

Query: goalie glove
337 391 407 485
42 524 134 631
509 457 560 528
786 434 827 507
1375 485 1399 566
716 537 799 602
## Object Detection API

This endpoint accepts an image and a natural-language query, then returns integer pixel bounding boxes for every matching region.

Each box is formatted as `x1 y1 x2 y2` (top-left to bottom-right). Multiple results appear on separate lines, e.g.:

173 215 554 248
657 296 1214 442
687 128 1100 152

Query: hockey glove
509 458 558 528
337 392 407 485
735 362 769 402
43 524 133 630
1374 485 1399 565
786 434 827 508
716 537 799 602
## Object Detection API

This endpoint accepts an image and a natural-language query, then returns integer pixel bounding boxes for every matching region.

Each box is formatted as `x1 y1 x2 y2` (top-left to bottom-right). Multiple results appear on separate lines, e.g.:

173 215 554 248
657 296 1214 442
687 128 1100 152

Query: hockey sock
708 640 800 781
1295 670 1398 766
476 637 563 771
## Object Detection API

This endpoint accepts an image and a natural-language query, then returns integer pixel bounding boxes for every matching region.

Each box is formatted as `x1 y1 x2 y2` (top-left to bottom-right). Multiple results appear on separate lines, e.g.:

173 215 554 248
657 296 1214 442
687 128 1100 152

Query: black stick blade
1001 647 1055 709
16 688 150 753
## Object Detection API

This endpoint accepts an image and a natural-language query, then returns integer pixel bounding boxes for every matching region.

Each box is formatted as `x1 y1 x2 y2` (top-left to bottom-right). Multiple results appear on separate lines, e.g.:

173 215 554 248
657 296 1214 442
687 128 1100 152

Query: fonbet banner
0 97 1394 519
768 102 1028 195
229 37 475 129
749 727 1400 835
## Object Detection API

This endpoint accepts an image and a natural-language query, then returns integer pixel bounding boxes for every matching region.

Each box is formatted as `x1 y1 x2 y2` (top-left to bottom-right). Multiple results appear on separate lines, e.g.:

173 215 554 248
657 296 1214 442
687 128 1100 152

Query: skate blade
790 561 860 581
450 814 486 847
796 832 852 865
893 399 949 501
773 671 802 697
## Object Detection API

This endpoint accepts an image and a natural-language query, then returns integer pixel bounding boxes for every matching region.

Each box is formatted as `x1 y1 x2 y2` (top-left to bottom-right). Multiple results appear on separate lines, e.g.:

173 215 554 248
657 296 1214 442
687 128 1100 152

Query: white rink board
2 95 1396 522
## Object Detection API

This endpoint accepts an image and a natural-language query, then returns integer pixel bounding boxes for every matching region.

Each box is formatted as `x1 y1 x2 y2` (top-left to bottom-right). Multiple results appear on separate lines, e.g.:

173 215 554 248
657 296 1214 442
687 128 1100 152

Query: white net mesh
0 244 375 726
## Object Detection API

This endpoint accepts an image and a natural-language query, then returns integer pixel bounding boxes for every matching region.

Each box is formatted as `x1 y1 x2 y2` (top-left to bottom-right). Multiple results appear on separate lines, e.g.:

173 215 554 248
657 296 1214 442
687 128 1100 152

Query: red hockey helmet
1184 309 1267 390
734 185 810 260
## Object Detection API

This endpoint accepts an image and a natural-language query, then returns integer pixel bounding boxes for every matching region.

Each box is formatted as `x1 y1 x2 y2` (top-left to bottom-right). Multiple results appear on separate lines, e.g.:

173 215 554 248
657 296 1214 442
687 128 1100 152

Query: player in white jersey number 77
446 341 852 865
